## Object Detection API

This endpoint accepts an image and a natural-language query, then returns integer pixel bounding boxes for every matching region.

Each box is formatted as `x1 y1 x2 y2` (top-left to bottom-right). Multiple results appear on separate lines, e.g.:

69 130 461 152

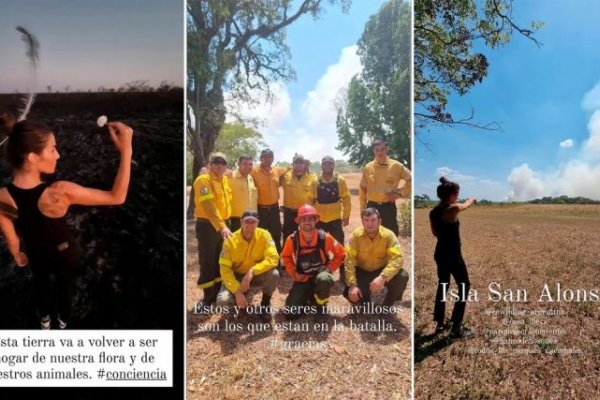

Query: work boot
259 294 273 320
260 294 271 308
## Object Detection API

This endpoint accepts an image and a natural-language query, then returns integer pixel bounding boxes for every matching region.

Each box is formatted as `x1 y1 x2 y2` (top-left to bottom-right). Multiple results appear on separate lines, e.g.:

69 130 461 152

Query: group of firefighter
193 139 411 318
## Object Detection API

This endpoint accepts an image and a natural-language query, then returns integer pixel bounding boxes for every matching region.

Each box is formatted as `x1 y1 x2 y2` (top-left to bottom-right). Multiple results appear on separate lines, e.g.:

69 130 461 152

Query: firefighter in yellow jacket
227 155 258 232
280 154 316 243
194 152 232 308
344 208 408 307
217 211 279 314
359 139 411 236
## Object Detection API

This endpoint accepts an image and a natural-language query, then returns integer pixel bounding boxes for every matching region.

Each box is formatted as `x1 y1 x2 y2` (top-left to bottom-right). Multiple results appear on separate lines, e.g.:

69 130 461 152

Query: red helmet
295 204 319 223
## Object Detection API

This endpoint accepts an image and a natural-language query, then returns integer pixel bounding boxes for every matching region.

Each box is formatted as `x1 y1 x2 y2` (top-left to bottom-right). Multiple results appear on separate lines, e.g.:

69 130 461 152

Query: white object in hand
97 115 108 127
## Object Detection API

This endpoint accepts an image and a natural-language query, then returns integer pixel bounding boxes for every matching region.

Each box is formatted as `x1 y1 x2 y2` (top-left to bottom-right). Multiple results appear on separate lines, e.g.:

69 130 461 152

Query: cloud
435 166 476 182
559 139 574 148
301 45 362 131
225 81 291 130
507 80 600 200
222 45 361 162
581 81 600 111
428 167 507 200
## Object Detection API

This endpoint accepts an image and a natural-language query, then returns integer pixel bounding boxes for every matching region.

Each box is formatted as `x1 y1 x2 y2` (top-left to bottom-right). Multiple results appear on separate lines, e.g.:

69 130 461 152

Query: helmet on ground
295 204 319 223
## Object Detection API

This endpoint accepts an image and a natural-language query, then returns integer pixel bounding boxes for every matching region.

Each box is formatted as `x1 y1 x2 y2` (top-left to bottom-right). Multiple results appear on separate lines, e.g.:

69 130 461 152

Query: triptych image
0 1 599 399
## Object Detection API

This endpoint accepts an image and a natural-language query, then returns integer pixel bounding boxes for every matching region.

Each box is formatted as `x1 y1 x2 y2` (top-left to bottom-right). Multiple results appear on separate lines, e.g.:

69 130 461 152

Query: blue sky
226 0 393 163
0 0 183 93
415 1 600 201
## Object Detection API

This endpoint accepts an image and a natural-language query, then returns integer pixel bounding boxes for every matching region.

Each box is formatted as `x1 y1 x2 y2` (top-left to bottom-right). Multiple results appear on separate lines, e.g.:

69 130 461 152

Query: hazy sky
225 0 393 162
415 1 600 201
0 0 183 93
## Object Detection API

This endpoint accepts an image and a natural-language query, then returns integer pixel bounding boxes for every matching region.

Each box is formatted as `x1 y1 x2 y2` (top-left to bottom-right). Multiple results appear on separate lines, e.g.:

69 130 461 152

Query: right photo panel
414 1 600 399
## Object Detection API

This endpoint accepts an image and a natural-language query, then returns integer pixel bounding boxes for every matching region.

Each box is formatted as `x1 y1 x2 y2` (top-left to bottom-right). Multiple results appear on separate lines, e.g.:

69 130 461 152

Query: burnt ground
0 91 184 399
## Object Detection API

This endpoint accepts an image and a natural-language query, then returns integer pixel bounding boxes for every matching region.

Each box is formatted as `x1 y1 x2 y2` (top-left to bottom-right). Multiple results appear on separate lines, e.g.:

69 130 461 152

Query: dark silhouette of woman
430 177 476 338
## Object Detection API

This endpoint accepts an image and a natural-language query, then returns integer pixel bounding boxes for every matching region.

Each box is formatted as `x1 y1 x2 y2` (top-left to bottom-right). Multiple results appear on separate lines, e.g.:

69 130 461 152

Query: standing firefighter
228 155 257 232
280 154 316 244
194 152 232 308
250 148 288 253
281 205 346 317
430 177 476 339
312 155 351 280
345 208 408 307
217 211 279 316
359 139 411 236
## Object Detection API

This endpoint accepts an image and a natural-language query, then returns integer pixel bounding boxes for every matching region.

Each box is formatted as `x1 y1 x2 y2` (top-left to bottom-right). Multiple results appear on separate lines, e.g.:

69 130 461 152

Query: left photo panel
0 1 184 398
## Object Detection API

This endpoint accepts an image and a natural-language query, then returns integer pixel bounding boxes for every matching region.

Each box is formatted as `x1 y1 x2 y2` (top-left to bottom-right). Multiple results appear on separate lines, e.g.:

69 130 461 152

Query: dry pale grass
414 205 600 399
187 174 412 399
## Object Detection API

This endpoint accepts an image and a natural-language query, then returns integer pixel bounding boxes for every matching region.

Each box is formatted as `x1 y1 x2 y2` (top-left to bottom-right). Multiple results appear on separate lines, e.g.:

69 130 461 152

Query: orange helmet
295 204 319 223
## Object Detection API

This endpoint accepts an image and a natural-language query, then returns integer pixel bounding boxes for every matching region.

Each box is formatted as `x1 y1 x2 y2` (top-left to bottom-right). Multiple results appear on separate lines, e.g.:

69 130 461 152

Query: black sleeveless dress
430 203 461 260
429 203 470 326
7 182 80 322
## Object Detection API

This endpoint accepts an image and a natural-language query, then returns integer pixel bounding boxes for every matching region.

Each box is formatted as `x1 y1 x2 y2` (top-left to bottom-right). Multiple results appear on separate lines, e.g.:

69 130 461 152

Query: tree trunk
186 88 226 219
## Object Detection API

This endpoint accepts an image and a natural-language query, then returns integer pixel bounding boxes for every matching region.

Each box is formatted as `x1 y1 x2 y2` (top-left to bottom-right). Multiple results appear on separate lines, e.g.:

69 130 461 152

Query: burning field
187 173 412 399
414 204 600 399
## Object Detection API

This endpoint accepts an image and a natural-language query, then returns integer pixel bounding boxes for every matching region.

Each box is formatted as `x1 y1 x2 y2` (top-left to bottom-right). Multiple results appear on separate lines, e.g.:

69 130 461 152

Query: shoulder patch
200 186 209 195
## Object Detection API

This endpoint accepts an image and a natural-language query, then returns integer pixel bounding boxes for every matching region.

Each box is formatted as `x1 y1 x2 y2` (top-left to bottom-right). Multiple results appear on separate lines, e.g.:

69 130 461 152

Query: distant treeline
414 194 600 208
528 196 600 205
277 160 361 174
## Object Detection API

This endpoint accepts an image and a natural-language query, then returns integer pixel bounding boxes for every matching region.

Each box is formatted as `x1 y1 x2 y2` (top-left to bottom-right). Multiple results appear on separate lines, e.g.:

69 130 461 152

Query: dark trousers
282 207 298 244
229 217 241 233
433 252 470 326
30 242 81 322
344 267 408 306
316 219 344 245
258 205 282 253
285 272 335 315
196 219 224 305
367 201 399 236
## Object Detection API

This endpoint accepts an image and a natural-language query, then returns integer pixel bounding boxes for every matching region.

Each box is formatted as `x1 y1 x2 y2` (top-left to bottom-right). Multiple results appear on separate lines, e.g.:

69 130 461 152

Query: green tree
186 123 266 186
415 0 542 132
336 0 411 167
187 0 349 217
215 123 266 166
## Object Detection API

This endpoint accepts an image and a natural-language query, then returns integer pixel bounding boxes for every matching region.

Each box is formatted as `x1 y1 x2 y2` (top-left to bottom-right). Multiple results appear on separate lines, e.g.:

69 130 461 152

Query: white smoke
507 82 600 201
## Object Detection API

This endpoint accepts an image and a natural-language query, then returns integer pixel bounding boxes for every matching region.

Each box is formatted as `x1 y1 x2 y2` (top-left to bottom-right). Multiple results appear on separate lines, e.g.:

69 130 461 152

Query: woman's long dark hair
5 119 52 169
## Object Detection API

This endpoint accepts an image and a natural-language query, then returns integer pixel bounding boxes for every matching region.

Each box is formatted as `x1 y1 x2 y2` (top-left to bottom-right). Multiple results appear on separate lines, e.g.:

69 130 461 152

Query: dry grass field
186 173 412 399
414 205 600 399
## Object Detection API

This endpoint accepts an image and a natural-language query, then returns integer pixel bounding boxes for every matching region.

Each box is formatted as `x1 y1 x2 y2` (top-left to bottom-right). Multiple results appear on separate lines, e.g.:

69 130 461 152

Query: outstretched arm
443 197 477 222
59 122 133 207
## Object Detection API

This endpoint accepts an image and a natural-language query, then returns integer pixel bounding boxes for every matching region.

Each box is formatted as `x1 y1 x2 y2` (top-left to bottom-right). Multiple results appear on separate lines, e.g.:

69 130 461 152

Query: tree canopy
414 0 542 132
186 0 349 216
336 0 411 167
187 0 349 173
215 122 266 165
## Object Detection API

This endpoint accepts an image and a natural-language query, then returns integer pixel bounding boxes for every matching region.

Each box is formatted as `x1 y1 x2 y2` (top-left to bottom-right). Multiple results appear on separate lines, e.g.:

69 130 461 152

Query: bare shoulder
49 180 82 192
0 187 16 208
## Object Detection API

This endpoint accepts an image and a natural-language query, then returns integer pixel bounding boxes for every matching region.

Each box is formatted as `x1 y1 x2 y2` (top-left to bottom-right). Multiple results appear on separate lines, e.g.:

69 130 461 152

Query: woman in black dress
430 177 476 338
